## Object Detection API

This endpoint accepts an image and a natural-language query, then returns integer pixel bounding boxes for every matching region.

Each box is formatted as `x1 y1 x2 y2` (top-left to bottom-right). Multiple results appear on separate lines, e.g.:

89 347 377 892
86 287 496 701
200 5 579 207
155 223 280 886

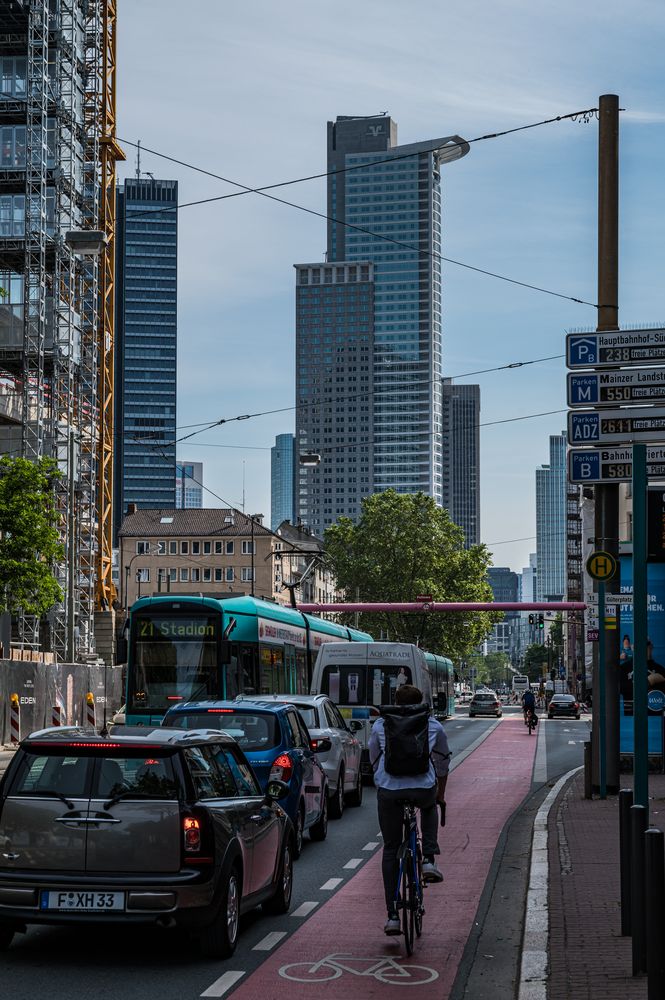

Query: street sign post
568 406 665 446
568 369 665 408
586 550 617 581
566 329 665 369
568 446 665 483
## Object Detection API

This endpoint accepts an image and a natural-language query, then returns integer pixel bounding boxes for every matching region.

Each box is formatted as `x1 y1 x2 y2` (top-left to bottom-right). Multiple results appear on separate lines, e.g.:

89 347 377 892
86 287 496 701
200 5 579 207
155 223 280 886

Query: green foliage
0 456 63 615
465 651 511 687
323 490 500 661
524 643 549 680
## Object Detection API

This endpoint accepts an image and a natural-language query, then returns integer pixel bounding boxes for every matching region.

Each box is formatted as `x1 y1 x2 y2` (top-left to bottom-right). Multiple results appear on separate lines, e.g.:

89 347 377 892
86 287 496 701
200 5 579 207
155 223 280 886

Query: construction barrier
85 692 96 731
51 704 62 727
9 692 20 744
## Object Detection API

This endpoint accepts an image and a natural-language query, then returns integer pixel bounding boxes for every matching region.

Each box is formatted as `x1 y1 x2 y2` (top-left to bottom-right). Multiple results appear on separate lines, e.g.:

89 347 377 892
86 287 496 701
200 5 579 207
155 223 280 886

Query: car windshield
164 711 280 752
474 694 495 701
553 696 574 703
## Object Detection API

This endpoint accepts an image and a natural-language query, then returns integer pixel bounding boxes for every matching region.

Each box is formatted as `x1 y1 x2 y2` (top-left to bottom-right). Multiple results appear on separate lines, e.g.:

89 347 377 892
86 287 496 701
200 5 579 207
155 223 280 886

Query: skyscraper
441 380 481 546
114 179 178 539
296 115 469 529
176 461 204 508
271 433 295 530
536 433 567 601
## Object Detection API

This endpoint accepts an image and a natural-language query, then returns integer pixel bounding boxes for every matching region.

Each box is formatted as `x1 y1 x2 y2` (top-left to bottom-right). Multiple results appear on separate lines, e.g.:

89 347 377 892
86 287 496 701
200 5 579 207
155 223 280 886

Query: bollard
584 741 593 799
51 704 62 728
645 827 665 999
631 804 648 975
619 788 634 936
9 692 20 744
85 692 96 732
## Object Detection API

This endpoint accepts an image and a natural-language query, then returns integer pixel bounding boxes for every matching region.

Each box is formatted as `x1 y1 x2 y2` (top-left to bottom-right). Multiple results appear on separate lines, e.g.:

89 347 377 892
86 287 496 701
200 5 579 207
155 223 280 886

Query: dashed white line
343 858 363 869
362 841 379 851
200 970 245 997
320 877 343 890
291 900 319 917
253 930 287 951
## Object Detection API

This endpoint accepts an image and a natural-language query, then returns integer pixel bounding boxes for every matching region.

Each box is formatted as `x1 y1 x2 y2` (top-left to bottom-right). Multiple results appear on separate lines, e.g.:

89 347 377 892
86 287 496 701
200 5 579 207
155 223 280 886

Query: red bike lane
223 718 538 999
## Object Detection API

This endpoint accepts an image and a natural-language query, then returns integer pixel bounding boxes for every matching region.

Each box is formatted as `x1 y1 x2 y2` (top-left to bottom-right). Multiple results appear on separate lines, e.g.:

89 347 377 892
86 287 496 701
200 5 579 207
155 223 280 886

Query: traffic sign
586 550 617 581
648 689 665 712
568 445 665 483
567 369 665 408
587 628 599 641
566 329 665 369
568 407 665 446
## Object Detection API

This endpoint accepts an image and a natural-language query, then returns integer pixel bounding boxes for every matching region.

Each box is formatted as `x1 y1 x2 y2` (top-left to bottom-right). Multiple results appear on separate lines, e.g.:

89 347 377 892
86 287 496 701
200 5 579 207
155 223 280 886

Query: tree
0 456 63 616
323 490 500 661
523 643 549 681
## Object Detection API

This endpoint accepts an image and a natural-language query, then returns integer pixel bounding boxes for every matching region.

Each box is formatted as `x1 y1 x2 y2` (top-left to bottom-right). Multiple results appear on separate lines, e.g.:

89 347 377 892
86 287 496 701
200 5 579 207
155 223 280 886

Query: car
162 700 329 857
111 704 126 725
468 691 502 718
0 727 294 958
240 694 363 818
548 694 581 720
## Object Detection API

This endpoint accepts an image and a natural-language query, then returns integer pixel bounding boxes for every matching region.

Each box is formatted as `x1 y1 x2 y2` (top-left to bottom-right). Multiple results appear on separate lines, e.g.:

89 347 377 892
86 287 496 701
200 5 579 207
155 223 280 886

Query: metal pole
633 443 649 809
619 787 633 935
631 803 648 975
250 518 255 597
584 741 593 799
645 827 665 999
67 429 76 661
598 580 607 798
593 93 621 795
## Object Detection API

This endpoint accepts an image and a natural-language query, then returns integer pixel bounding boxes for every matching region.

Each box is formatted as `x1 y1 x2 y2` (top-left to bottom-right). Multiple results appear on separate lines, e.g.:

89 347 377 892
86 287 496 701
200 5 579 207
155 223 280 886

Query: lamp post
123 546 158 609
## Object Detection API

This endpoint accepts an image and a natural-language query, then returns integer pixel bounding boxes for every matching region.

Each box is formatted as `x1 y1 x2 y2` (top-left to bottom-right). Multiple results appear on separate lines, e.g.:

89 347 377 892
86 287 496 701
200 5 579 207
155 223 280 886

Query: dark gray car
0 727 294 958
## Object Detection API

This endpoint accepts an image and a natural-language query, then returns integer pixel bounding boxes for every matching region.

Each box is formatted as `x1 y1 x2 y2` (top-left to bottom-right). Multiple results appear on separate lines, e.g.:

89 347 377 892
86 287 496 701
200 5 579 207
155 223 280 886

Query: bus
125 595 373 725
512 674 530 697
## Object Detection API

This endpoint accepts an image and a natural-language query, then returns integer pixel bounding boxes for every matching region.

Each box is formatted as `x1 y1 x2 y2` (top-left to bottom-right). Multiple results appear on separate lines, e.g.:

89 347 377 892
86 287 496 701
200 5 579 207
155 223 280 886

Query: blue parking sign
567 335 598 368
569 412 600 443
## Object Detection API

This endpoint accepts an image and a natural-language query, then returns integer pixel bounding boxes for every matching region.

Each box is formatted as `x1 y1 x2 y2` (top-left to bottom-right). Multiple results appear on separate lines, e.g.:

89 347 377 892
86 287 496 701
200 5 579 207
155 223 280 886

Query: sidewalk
547 770 665 998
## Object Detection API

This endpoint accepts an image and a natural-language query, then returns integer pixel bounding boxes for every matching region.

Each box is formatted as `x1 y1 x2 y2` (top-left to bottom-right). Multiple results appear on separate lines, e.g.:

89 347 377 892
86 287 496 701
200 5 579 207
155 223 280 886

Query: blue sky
116 0 665 573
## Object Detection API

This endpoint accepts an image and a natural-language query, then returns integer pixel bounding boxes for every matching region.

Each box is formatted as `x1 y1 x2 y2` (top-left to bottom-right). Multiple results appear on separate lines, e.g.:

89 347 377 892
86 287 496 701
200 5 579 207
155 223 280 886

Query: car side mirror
266 779 290 801
349 720 362 733
310 737 332 753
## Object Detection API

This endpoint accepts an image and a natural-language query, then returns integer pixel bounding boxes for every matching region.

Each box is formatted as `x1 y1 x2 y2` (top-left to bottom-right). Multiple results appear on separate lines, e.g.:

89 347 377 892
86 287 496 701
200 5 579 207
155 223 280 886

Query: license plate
40 890 125 912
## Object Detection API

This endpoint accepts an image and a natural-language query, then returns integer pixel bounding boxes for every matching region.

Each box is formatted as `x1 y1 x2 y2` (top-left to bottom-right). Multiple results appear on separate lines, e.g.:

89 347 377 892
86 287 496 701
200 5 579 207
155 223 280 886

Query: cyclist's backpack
380 704 431 777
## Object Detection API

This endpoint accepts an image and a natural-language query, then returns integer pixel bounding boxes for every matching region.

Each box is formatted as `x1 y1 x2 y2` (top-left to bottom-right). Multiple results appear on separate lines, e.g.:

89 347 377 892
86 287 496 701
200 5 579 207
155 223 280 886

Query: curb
517 765 583 1000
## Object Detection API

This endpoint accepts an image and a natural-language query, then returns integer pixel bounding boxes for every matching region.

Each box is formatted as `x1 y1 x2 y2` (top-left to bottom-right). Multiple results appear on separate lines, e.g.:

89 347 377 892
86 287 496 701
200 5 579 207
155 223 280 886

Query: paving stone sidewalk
548 770 665 999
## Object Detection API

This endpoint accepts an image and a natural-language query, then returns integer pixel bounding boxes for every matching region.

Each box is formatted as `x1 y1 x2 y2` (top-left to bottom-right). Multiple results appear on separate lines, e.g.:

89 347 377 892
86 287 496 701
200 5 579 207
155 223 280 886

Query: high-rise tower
296 115 468 529
441 379 480 546
536 432 567 601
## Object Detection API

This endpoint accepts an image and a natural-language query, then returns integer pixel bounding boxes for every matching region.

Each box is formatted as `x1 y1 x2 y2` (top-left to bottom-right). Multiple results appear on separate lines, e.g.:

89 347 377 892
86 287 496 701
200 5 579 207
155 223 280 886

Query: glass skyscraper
114 179 178 539
536 433 567 601
441 379 481 546
176 461 203 508
296 115 469 530
271 433 295 530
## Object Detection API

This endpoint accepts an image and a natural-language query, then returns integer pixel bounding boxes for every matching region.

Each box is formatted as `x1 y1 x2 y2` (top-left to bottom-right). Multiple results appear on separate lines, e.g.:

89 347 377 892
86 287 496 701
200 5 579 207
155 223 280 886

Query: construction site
0 0 123 674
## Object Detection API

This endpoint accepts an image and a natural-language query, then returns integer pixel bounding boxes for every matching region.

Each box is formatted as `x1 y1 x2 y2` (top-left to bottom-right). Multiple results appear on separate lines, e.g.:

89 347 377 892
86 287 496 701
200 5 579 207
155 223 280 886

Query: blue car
162 700 329 857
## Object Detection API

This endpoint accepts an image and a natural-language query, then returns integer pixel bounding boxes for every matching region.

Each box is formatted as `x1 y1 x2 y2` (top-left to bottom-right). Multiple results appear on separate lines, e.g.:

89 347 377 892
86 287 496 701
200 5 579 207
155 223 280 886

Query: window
192 568 200 583
168 568 177 582
136 568 149 583
241 568 254 583
179 568 189 582
180 541 189 555
226 541 234 555
169 541 177 555
184 747 235 799
218 747 261 796
191 541 200 555
214 568 223 582
286 711 307 748
157 541 166 555
226 568 234 582
214 541 223 554
242 541 255 555
203 568 211 582
136 541 150 555
203 541 211 555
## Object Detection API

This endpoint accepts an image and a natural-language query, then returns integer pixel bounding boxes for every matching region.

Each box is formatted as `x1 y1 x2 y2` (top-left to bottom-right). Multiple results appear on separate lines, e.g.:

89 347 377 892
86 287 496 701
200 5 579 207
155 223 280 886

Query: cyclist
522 686 537 726
368 684 451 936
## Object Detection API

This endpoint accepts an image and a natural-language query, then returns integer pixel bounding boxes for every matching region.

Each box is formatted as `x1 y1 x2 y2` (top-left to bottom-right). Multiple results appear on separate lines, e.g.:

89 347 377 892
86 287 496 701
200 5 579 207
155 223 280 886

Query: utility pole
592 94 620 794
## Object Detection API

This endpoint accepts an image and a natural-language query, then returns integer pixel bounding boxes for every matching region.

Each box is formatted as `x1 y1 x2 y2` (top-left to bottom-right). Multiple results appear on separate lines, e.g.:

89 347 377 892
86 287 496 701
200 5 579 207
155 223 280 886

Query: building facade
114 178 178 540
176 460 203 508
271 433 295 530
295 115 469 529
441 379 480 546
536 432 567 602
486 567 520 658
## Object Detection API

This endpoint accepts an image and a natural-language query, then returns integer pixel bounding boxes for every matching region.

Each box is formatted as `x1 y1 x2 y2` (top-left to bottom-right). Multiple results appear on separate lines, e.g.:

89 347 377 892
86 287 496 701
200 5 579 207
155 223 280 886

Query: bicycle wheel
401 848 415 955
413 846 424 938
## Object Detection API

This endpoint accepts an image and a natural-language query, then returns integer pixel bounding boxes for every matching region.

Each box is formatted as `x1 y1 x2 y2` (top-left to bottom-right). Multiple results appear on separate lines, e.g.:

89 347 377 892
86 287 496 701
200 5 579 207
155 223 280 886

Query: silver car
239 694 363 818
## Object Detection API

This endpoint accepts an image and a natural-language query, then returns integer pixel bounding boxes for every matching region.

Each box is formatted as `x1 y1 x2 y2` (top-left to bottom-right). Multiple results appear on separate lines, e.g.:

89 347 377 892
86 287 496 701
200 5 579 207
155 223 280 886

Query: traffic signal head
528 614 535 625
538 614 545 629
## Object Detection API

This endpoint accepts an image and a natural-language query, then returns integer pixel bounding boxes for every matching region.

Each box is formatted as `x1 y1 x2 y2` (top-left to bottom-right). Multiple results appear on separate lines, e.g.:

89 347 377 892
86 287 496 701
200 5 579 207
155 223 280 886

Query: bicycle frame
394 803 424 953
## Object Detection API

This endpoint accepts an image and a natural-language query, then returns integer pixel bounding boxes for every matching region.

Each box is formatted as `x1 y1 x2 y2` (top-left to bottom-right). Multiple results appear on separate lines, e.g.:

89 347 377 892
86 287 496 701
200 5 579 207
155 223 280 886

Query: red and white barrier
9 692 20 744
51 704 62 727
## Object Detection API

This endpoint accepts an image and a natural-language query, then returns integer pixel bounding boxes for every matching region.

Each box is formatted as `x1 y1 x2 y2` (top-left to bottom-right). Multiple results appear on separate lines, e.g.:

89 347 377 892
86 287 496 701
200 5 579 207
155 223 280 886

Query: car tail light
573 702 579 709
270 753 293 783
181 812 213 865
310 739 325 752
183 816 201 853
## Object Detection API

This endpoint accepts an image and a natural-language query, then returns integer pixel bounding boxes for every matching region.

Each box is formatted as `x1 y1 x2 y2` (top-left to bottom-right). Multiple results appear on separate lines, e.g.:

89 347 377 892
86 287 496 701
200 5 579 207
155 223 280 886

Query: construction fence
0 659 124 745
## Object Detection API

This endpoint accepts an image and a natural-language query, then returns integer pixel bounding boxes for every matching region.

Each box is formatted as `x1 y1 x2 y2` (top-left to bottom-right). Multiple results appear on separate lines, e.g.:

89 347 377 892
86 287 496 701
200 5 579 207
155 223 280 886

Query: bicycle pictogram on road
278 952 438 986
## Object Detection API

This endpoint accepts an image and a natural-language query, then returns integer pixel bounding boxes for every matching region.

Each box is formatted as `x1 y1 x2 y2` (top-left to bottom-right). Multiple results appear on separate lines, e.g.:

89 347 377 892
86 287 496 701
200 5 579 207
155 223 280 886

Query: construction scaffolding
0 0 120 659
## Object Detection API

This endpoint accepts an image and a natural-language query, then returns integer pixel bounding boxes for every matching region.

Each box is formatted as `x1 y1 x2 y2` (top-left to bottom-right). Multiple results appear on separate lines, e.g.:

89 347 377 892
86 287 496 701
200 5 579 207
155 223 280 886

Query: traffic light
538 614 545 629
528 614 535 625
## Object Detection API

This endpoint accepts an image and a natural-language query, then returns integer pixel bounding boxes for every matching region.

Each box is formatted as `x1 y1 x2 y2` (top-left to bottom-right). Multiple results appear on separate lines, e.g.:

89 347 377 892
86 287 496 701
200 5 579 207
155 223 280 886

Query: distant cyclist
369 684 451 936
522 687 537 725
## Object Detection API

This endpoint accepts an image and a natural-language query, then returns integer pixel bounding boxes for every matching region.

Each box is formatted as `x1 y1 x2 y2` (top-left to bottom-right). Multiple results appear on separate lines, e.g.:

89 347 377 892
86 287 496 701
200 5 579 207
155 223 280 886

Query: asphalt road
0 708 590 1000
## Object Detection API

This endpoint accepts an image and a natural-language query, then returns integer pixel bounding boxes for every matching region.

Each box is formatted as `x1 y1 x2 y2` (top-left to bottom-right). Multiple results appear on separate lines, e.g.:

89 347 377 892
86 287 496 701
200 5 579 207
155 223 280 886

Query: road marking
532 715 548 784
362 841 379 851
320 877 343 890
253 931 287 951
200 971 245 997
291 900 318 917
343 858 363 869
568 740 577 745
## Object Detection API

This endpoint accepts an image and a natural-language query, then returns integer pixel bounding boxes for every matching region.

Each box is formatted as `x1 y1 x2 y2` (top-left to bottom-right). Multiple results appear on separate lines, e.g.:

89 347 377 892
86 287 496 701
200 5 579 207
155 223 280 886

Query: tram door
284 644 297 694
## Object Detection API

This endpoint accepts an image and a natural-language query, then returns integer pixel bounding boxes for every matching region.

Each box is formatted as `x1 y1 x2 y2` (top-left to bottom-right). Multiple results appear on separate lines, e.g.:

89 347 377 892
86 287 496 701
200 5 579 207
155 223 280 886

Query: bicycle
525 707 537 735
394 800 425 955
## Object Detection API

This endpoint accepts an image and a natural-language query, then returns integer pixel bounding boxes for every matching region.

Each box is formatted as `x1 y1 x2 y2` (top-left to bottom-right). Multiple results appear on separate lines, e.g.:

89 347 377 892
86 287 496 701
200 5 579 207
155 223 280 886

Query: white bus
512 674 530 696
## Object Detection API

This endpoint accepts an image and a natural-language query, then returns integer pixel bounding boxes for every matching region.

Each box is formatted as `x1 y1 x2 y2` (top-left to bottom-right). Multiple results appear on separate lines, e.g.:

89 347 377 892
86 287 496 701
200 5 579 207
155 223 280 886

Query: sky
116 0 665 574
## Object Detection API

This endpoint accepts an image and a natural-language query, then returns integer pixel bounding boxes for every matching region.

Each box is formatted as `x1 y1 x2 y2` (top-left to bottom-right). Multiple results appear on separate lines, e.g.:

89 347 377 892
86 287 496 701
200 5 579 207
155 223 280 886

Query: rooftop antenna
135 139 141 180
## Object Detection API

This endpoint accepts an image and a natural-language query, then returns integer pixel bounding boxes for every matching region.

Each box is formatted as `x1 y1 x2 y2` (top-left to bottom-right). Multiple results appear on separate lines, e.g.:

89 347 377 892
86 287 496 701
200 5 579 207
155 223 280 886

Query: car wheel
199 865 241 959
329 769 344 820
0 922 15 951
469 713 475 718
548 714 553 720
309 789 329 842
263 835 294 915
293 804 305 859
346 766 363 807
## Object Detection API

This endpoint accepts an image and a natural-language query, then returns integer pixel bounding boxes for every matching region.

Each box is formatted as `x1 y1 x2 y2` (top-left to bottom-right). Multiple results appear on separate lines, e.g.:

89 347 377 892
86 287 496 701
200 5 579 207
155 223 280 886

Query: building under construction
0 0 122 660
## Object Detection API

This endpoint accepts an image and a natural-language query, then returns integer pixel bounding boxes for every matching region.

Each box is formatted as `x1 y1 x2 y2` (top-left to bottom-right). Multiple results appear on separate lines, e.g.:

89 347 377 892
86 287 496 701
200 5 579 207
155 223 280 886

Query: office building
176 461 203 508
536 433 567 602
296 115 469 529
114 178 178 540
441 380 480 546
271 433 295 530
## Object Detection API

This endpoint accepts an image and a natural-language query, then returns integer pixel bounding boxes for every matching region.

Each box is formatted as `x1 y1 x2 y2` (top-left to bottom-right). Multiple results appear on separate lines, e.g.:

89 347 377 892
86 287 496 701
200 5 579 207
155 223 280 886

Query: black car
547 695 581 719
0 727 294 958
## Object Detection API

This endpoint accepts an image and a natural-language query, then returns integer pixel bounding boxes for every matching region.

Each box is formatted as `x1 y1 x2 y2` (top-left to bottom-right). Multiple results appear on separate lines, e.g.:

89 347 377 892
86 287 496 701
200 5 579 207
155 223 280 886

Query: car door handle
250 814 264 823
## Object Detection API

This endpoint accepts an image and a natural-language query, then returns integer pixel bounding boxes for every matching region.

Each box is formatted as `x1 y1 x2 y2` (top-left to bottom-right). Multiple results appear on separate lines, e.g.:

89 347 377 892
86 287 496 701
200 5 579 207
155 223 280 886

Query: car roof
238 694 325 706
23 726 238 748
163 699 289 716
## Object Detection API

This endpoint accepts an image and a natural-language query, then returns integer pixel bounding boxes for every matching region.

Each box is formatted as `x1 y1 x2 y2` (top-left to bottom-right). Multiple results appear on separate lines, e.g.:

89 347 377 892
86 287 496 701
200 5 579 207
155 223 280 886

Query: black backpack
380 704 431 777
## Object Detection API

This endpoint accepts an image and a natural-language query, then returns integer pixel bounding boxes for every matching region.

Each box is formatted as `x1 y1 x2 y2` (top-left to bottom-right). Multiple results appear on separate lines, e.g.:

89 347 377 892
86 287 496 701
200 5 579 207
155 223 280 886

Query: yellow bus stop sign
586 550 617 581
